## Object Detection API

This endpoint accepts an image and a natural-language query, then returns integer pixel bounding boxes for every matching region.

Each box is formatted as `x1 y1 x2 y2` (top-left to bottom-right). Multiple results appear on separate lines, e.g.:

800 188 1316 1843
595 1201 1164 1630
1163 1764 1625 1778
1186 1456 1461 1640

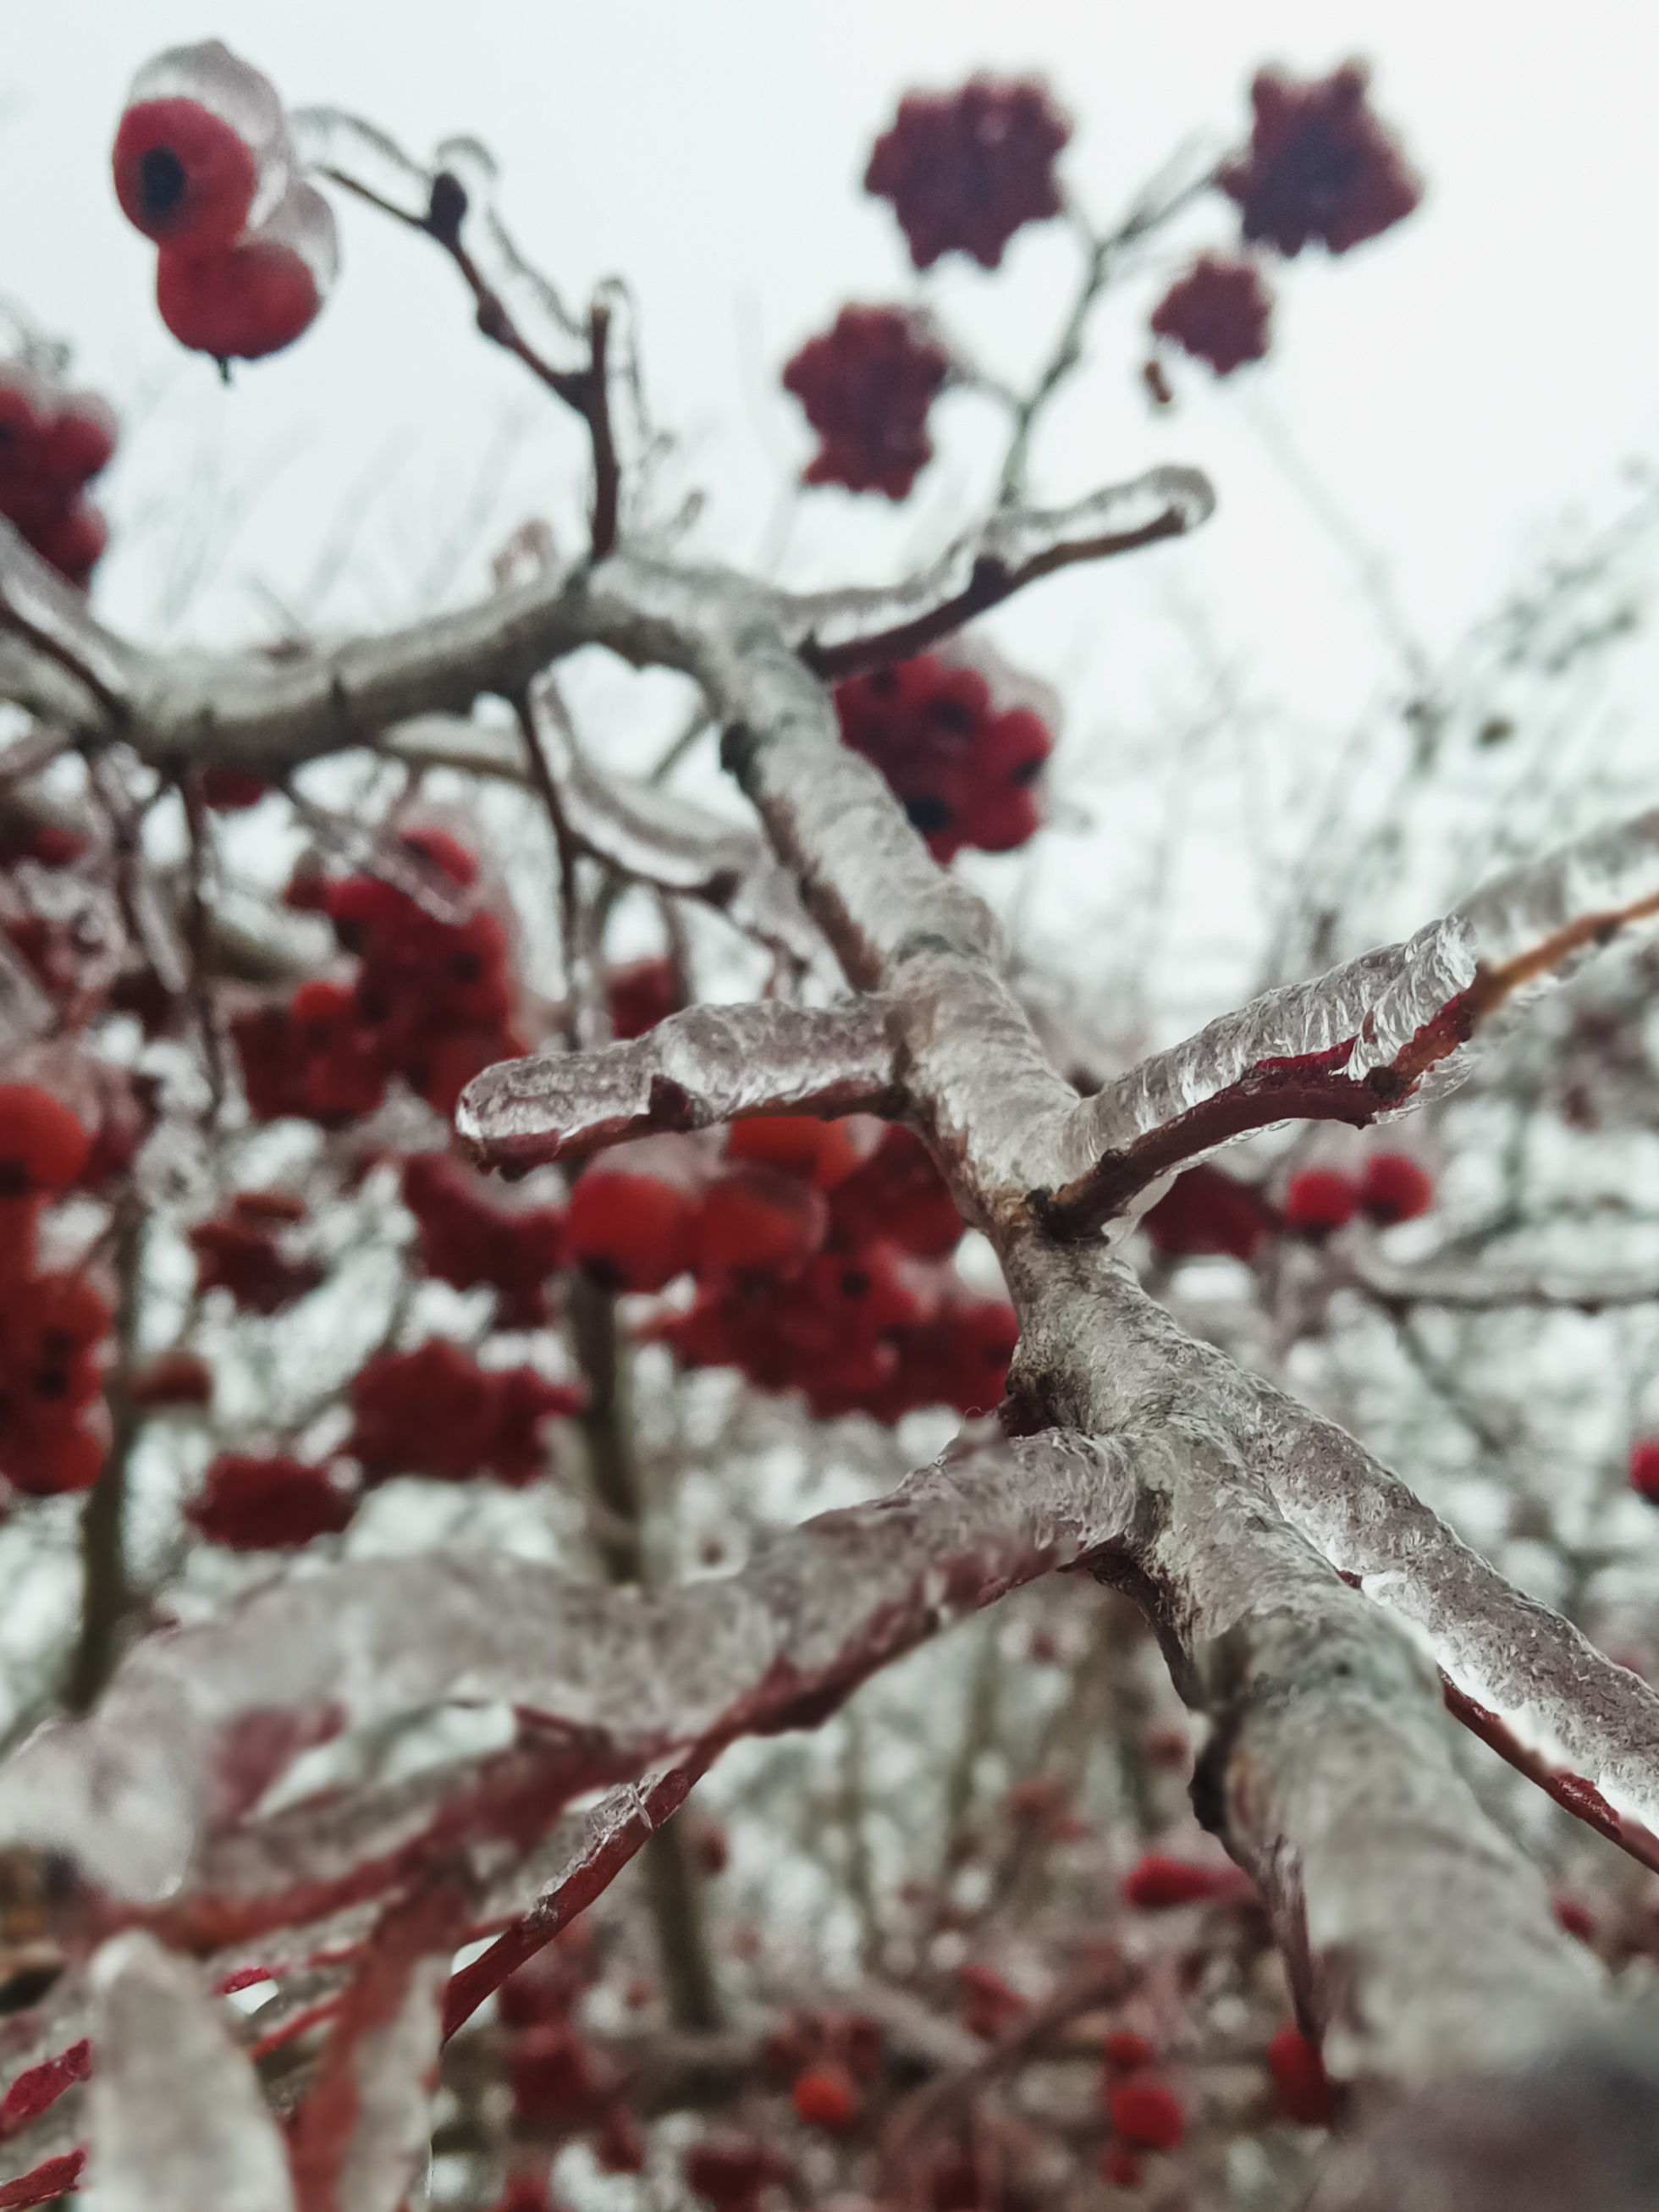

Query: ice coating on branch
1459 806 1659 979
0 1431 1131 1909
521 682 823 963
788 468 1215 656
1060 918 1476 1189
288 107 433 224
1240 1375 1659 1836
85 1933 295 2212
0 518 139 711
457 1000 896 1173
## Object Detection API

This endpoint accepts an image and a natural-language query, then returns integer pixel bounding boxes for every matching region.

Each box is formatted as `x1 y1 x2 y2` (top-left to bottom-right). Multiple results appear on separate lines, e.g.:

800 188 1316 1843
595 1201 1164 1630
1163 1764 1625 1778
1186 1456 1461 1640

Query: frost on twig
0 1431 1130 1916
1033 806 1659 1237
456 997 899 1174
1034 918 1478 1235
790 466 1215 681
518 678 824 963
87 1933 295 2212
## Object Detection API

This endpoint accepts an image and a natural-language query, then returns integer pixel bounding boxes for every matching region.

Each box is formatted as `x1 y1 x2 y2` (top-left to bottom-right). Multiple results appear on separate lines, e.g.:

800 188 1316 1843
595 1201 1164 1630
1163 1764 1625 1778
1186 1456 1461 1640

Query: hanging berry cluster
1149 60 1421 383
1144 1150 1436 1264
833 652 1054 863
234 826 528 1124
0 366 116 588
112 40 338 361
0 1086 109 1499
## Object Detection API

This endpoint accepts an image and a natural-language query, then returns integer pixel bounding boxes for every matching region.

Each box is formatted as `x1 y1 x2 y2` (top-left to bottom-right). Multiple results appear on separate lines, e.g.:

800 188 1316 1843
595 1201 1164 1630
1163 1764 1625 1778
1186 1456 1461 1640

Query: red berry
1150 255 1274 377
1358 1152 1434 1226
197 765 270 811
782 306 950 502
0 1086 90 1198
959 1963 1027 2041
1101 2143 1143 2188
35 396 118 490
128 1353 214 1409
1219 61 1422 258
1143 1165 1270 1262
697 1167 827 1274
1107 2077 1184 2151
1122 1853 1254 1910
792 2061 858 2131
725 1115 862 1190
113 97 263 251
1283 1168 1359 1237
189 1214 322 1316
157 196 333 363
1102 2032 1156 2071
567 1170 698 1293
186 1454 355 1549
608 957 678 1041
1631 1442 1659 1504
510 2022 599 2126
1265 2025 1337 2126
829 1126 962 1257
865 78 1071 271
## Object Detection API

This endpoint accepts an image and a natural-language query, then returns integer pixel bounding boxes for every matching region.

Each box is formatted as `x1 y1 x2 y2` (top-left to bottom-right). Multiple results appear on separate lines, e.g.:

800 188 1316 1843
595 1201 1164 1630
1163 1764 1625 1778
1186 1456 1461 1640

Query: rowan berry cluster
834 653 1053 863
1149 60 1419 386
493 1940 644 2191
0 1086 109 1498
347 1338 583 1488
1145 1151 1436 1262
189 1189 322 1316
863 77 1072 272
234 826 527 1124
636 1119 1017 1425
780 307 950 502
0 367 115 587
1220 62 1423 259
112 40 337 361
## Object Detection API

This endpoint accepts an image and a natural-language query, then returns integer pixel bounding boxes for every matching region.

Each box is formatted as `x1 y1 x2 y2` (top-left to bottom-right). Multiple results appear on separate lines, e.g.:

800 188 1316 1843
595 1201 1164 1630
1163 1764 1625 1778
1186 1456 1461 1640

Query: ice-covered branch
1351 1252 1659 1311
1032 807 1659 1236
789 467 1215 681
0 1431 1130 1913
457 997 899 1174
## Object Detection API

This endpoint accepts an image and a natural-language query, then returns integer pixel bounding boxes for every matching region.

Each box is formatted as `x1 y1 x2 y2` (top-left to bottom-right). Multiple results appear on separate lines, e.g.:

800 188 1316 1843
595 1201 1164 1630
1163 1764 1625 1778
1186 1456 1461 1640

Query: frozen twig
458 997 899 1174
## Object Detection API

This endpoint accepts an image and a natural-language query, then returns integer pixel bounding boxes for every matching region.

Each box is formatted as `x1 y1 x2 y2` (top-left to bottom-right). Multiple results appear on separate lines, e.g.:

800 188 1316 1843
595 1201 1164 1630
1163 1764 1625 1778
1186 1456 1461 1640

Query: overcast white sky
6 3 1659 1012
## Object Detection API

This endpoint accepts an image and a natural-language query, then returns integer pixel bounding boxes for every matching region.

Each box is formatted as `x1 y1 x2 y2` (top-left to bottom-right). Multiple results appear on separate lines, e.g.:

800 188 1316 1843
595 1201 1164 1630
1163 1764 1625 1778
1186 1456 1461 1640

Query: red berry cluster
684 2137 791 2212
834 654 1053 863
1101 2033 1185 2176
498 1944 642 2173
0 367 115 588
781 307 950 501
113 41 338 362
625 1120 1017 1425
196 764 270 812
1149 255 1274 377
864 78 1072 271
0 1087 109 1498
1219 63 1422 259
402 1154 566 1327
187 1453 355 1550
189 1190 322 1316
234 828 527 1123
346 1338 583 1487
1147 1152 1436 1262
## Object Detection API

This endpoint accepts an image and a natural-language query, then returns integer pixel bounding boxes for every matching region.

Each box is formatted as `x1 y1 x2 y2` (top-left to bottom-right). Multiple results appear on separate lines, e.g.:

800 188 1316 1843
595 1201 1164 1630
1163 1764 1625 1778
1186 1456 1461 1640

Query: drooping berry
0 1086 90 1200
1219 61 1422 257
1150 254 1273 376
1283 1167 1359 1237
865 78 1071 271
782 306 950 501
113 41 289 250
156 179 339 362
1630 1442 1659 1505
1358 1151 1434 1226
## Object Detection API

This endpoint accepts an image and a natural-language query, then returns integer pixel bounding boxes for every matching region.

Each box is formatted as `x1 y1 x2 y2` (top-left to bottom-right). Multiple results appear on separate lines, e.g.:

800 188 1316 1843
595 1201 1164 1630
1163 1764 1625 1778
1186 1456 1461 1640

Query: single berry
1107 2077 1184 2151
113 41 289 249
1265 2025 1337 2126
1358 1151 1434 1226
1122 1852 1255 1909
1143 1165 1271 1262
792 2061 859 2131
156 179 338 364
1283 1168 1359 1237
